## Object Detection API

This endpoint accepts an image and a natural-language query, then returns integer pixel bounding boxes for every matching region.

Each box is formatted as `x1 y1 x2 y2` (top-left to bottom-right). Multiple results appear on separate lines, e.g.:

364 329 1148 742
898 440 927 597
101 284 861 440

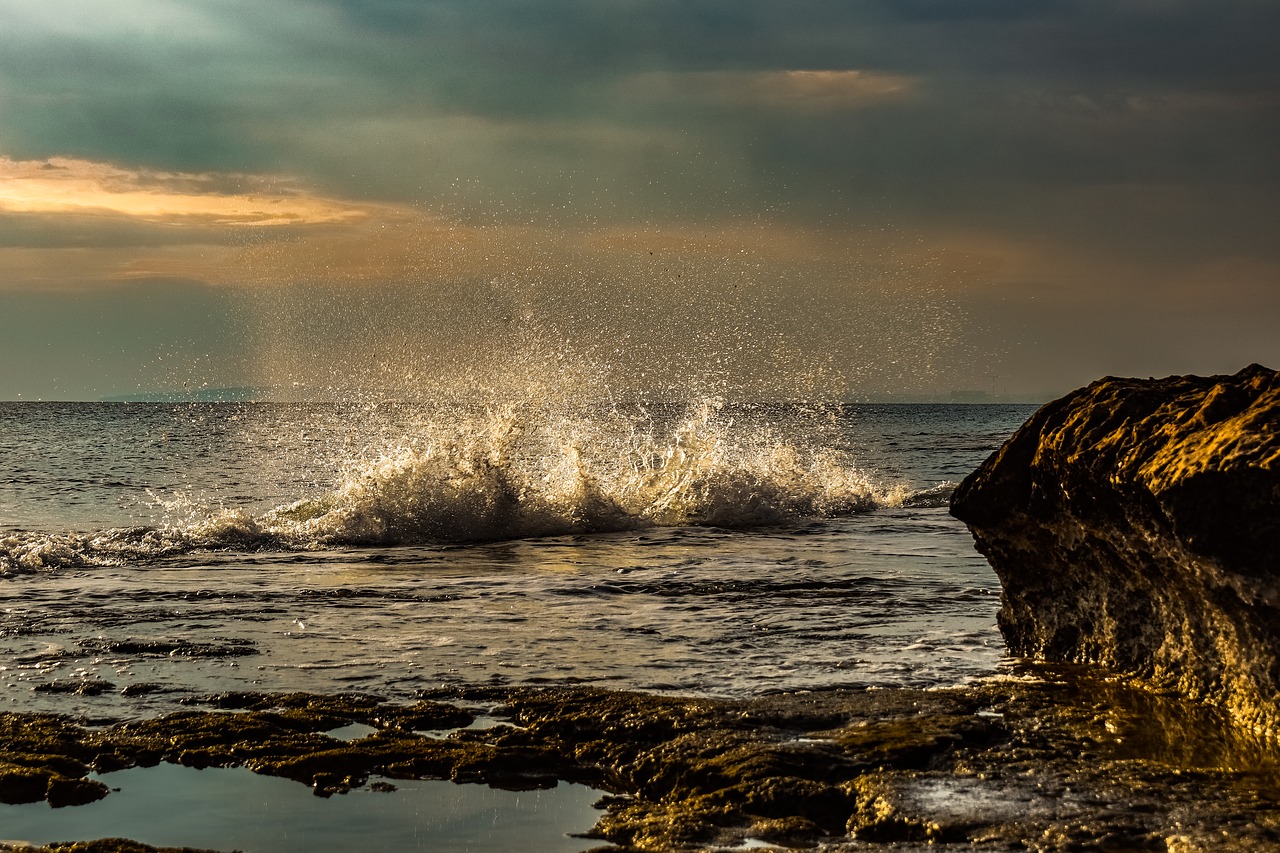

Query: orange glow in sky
0 156 373 226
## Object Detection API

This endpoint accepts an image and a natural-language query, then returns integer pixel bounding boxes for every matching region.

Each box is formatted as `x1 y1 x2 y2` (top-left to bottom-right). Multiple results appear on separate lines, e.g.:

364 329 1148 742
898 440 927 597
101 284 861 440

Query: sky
0 0 1277 401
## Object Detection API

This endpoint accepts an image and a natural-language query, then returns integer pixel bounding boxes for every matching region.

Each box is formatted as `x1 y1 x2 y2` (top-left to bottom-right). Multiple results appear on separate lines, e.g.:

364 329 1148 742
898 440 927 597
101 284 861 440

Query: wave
897 481 957 509
0 398 951 575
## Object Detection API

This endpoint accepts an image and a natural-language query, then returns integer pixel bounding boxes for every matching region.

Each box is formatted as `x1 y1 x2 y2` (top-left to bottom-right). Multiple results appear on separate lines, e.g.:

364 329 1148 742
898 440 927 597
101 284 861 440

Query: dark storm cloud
0 31 264 172
311 0 1280 85
0 0 1276 397
2 0 1274 213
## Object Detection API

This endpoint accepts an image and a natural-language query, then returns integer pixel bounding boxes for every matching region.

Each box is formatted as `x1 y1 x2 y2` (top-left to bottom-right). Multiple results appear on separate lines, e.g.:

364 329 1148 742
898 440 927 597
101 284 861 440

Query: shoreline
4 666 1279 852
6 370 1278 850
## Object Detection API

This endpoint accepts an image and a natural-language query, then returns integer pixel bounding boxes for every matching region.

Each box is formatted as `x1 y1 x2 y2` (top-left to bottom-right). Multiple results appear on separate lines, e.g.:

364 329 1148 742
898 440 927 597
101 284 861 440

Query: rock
79 638 258 658
37 841 222 853
951 364 1280 734
0 762 55 803
46 776 109 808
34 679 116 696
2 681 1279 850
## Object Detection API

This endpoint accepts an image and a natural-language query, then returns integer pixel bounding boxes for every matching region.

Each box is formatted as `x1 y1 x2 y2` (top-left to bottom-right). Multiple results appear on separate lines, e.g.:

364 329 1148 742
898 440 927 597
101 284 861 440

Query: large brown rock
951 364 1280 734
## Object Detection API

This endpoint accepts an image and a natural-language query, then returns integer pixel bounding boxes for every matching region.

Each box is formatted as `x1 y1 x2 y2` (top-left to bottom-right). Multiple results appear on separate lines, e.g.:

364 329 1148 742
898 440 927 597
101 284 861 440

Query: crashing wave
1 398 945 574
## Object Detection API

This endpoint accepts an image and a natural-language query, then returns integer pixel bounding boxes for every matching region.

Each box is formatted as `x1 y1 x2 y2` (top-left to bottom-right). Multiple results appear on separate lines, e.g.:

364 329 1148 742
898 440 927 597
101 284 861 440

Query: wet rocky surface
951 364 1280 735
2 666 1279 852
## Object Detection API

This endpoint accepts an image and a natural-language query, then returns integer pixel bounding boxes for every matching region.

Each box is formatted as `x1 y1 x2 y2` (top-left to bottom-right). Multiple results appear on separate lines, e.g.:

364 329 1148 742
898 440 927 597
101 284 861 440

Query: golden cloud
0 155 377 226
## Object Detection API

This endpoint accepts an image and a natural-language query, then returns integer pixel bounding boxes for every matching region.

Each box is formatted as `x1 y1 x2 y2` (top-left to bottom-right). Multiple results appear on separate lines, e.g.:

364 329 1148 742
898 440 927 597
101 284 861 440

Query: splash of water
256 396 890 544
2 319 968 573
0 394 944 574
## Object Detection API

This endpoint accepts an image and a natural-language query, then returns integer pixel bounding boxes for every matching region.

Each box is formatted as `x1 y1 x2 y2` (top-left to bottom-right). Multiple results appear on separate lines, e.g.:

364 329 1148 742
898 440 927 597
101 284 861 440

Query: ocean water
0 399 1036 721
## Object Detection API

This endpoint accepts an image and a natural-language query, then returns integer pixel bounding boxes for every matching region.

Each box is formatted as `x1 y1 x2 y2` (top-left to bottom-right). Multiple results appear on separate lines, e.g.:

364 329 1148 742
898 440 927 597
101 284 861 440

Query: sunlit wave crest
0 397 955 574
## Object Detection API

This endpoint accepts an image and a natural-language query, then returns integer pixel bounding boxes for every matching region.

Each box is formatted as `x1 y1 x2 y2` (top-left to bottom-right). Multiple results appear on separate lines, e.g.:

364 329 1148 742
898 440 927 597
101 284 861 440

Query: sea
0 398 1037 723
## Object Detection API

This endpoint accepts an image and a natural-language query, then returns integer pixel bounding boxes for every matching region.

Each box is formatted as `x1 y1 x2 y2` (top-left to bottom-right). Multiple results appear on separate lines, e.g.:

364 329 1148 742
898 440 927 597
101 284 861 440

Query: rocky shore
951 364 1280 736
3 670 1280 852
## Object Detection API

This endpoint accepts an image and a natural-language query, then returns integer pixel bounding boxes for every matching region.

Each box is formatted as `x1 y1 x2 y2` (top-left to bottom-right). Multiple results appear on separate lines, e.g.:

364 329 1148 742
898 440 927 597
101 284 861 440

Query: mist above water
237 221 977 405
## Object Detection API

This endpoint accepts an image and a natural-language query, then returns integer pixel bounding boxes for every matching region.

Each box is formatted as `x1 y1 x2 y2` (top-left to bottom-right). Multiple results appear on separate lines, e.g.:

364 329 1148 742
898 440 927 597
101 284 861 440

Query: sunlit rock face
951 364 1280 735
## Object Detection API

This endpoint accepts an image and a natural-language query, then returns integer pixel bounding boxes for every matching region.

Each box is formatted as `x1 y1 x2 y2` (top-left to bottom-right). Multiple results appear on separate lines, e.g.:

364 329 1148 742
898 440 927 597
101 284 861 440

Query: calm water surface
1 764 602 853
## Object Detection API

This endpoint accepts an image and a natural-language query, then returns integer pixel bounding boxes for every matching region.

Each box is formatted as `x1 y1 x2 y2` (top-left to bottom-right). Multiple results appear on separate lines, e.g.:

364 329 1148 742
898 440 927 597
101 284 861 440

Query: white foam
1 396 930 573
246 396 894 545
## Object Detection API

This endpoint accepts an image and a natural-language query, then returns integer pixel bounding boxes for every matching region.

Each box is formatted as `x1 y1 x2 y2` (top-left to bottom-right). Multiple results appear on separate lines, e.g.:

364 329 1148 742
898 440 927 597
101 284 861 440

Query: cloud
622 69 918 112
0 155 377 226
0 0 1276 397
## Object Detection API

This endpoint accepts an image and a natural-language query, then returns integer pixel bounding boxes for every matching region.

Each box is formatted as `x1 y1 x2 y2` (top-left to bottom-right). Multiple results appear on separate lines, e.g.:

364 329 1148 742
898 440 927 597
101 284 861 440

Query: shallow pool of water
0 763 603 853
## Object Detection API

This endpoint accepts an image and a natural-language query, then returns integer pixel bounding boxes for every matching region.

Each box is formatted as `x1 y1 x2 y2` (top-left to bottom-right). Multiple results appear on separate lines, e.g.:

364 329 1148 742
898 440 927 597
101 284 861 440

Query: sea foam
1 397 948 574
